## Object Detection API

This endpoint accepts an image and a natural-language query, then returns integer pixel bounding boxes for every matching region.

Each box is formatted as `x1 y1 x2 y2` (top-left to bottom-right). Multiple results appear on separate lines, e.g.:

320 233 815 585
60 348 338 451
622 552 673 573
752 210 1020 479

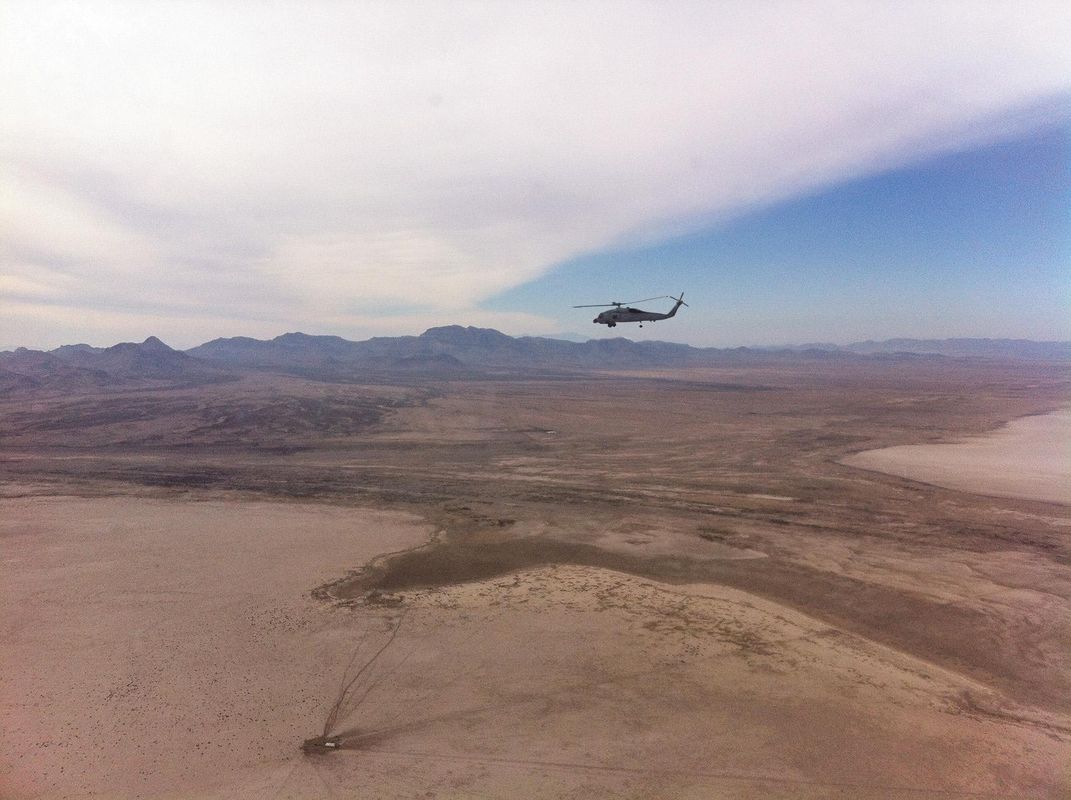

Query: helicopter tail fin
666 293 688 317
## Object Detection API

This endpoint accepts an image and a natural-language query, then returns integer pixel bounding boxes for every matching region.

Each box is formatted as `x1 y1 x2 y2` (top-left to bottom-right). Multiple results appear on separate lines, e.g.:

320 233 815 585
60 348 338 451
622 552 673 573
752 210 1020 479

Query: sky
1 1 1068 350
493 120 1070 345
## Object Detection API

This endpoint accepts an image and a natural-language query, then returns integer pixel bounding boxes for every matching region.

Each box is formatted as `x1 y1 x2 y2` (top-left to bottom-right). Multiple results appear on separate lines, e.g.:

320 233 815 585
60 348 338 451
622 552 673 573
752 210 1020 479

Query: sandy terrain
0 494 429 798
2 360 1070 798
844 407 1071 505
5 495 1065 799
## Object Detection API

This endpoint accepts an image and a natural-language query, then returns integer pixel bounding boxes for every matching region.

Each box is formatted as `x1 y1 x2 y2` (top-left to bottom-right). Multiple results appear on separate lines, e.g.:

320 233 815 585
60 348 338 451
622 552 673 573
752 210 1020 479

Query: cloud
1 1 1068 347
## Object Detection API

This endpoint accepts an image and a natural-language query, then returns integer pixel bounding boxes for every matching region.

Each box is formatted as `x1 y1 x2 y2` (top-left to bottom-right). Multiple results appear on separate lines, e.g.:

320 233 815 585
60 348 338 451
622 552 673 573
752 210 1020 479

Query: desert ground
2 358 1069 798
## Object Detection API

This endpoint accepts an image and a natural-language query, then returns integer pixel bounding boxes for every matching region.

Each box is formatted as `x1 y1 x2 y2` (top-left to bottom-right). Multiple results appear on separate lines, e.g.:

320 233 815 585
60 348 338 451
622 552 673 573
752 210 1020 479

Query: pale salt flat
843 407 1071 505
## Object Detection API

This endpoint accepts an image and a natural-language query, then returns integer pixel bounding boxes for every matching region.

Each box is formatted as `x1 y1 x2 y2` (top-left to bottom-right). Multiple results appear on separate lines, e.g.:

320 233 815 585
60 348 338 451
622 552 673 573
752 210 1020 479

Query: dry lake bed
843 406 1070 505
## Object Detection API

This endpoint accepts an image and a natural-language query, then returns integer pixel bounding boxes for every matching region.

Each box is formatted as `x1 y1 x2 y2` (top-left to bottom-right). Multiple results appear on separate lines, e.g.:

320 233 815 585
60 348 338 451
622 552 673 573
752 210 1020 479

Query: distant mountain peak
843 338 1071 360
273 331 350 345
100 336 176 355
420 325 514 345
51 343 103 356
140 336 173 352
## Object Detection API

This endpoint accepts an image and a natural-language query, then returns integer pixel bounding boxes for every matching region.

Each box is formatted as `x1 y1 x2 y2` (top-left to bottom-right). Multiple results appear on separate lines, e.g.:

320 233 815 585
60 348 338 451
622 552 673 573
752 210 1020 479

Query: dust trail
328 619 486 748
321 610 407 738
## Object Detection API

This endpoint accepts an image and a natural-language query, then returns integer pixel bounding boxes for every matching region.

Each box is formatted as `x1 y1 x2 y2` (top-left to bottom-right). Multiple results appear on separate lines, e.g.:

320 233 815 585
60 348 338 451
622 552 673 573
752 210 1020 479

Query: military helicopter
574 294 688 328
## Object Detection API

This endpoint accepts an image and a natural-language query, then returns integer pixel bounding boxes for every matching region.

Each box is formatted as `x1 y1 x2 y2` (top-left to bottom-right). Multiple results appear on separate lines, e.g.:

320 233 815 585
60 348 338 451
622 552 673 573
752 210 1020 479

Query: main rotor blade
573 295 680 308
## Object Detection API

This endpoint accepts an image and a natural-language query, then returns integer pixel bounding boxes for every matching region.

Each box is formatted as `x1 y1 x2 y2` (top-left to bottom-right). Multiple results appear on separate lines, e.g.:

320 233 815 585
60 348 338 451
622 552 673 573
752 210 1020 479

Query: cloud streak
2 1 1068 348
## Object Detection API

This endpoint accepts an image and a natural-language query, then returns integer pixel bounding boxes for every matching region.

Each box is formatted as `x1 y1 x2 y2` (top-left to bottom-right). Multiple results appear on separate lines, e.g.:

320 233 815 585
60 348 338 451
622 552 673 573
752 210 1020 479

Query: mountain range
1 329 1068 395
187 328 1071 371
0 336 225 394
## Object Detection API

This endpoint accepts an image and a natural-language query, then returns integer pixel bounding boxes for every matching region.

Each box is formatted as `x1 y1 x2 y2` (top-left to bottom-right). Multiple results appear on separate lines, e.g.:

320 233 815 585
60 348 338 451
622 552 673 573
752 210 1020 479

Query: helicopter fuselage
593 308 670 327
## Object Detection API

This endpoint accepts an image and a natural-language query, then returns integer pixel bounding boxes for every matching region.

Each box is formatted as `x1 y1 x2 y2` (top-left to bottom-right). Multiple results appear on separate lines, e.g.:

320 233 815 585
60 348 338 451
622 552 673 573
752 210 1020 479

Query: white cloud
1 167 157 273
1 1 1068 347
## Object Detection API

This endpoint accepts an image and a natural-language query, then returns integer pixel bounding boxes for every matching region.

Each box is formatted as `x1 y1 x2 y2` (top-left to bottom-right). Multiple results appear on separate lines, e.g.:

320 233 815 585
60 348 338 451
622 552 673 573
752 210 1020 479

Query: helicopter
574 294 688 328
